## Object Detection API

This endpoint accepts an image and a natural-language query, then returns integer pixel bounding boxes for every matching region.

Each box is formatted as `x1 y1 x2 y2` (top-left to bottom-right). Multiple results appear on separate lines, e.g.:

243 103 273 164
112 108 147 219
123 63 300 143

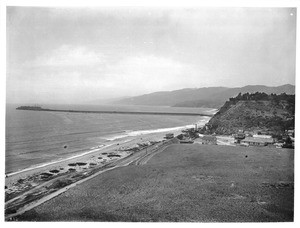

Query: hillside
200 92 295 135
114 87 228 106
114 84 295 108
16 144 293 222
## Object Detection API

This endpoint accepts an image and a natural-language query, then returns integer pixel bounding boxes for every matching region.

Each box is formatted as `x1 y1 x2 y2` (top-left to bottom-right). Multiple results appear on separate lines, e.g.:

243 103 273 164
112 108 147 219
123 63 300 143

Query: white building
253 134 272 139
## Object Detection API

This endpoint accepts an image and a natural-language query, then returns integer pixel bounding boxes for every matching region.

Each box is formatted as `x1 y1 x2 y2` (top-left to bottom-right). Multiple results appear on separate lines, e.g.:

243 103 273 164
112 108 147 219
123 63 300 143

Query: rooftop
242 137 274 144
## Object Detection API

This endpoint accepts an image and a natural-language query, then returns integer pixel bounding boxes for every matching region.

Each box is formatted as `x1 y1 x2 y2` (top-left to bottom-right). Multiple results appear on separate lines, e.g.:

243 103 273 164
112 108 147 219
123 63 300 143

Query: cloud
25 45 105 67
100 55 198 95
9 52 203 104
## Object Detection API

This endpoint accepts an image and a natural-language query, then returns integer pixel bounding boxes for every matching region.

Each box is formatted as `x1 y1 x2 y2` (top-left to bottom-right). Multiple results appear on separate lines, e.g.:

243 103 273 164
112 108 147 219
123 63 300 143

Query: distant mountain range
113 84 295 109
87 96 132 105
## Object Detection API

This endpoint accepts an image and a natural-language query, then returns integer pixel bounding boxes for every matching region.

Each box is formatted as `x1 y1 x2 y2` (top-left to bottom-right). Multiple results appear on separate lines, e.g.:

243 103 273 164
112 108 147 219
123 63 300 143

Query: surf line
5 144 113 177
102 124 199 141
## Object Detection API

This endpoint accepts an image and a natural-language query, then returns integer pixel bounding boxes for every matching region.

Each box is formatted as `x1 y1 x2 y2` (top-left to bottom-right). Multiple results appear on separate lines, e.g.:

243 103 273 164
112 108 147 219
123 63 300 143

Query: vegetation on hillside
200 92 295 135
16 145 294 222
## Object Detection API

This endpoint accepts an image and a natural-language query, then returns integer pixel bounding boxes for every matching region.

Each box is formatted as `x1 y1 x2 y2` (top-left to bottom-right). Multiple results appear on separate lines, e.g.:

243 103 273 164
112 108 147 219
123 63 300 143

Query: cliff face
201 94 295 135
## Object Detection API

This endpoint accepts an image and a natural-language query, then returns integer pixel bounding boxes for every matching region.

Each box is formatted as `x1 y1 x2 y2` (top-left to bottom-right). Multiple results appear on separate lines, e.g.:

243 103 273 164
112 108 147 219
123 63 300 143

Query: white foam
127 125 193 136
206 109 219 114
103 116 211 142
101 134 130 141
196 116 211 125
102 117 211 141
6 116 212 177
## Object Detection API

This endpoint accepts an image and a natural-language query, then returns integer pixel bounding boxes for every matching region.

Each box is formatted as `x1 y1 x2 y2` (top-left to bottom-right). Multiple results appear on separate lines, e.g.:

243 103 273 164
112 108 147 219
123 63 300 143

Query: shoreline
4 127 186 189
5 115 212 219
6 119 210 176
5 131 181 219
5 144 112 177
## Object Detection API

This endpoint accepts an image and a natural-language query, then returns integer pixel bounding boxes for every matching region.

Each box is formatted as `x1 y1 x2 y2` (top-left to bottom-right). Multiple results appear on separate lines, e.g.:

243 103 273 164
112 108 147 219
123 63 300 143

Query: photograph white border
1 0 299 227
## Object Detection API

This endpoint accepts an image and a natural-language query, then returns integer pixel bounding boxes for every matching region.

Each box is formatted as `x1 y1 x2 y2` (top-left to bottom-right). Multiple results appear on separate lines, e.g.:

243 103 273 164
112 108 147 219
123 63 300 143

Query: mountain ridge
113 84 295 108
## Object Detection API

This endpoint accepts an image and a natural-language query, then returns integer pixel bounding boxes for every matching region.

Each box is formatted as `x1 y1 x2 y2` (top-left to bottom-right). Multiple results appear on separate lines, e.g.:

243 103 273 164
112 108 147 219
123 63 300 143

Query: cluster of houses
172 126 295 148
164 124 294 148
235 133 274 147
234 130 294 148
199 130 294 148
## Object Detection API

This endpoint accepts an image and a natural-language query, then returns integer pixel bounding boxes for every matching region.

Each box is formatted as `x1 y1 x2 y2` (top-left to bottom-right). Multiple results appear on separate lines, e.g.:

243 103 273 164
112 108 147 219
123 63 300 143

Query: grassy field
15 144 294 222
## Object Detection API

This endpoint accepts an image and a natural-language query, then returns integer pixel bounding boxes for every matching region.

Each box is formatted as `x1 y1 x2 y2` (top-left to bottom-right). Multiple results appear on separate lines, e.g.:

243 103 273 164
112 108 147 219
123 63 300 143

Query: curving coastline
5 133 179 220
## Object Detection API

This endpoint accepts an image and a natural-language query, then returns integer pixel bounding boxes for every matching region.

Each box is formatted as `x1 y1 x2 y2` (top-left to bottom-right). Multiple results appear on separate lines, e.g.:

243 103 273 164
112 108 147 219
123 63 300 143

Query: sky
6 7 296 104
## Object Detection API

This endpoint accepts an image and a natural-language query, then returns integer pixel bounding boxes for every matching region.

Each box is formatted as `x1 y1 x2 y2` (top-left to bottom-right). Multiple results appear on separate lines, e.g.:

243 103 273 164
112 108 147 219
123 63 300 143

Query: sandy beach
5 128 184 184
5 128 184 219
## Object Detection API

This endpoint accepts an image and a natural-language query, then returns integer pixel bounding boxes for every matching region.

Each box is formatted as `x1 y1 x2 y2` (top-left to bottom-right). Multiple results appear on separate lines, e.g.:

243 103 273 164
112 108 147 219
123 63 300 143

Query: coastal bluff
200 92 295 135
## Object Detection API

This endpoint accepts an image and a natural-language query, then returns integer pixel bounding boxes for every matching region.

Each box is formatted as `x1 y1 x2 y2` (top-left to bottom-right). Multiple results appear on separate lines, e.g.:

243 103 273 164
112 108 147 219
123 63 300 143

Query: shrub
107 154 121 158
68 163 77 167
49 169 60 173
76 162 87 166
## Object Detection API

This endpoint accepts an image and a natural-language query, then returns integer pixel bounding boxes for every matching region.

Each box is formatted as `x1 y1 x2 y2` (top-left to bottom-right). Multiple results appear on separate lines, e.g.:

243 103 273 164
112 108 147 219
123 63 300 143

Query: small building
241 137 274 147
201 135 217 145
234 133 246 144
253 134 272 139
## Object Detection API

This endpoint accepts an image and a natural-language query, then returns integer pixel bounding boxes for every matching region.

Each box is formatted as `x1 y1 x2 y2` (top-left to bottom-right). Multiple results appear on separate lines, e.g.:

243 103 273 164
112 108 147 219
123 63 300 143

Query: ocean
5 104 214 174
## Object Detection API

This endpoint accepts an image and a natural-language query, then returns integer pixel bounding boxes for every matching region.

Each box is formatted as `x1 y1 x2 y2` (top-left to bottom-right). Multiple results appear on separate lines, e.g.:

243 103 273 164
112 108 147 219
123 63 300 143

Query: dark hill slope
200 93 295 135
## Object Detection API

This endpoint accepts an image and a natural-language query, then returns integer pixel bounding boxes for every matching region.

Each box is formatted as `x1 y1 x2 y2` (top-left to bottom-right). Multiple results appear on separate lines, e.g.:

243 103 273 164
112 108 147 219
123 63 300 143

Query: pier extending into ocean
16 106 213 117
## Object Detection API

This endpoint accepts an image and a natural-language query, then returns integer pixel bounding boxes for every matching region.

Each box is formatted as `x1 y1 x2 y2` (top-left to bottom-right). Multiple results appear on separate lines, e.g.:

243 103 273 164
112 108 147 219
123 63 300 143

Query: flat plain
15 144 294 222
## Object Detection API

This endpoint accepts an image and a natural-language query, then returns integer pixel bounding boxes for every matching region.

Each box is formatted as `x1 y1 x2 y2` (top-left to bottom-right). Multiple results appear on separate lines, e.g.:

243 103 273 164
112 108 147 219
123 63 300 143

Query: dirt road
5 138 178 220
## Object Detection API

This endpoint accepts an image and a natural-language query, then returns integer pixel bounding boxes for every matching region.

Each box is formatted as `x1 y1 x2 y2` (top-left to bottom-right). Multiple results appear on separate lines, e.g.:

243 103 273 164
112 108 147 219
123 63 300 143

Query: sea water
5 104 214 174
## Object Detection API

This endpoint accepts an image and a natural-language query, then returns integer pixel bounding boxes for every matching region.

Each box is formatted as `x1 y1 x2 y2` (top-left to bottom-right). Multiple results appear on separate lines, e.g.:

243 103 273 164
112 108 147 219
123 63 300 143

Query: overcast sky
6 7 296 104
